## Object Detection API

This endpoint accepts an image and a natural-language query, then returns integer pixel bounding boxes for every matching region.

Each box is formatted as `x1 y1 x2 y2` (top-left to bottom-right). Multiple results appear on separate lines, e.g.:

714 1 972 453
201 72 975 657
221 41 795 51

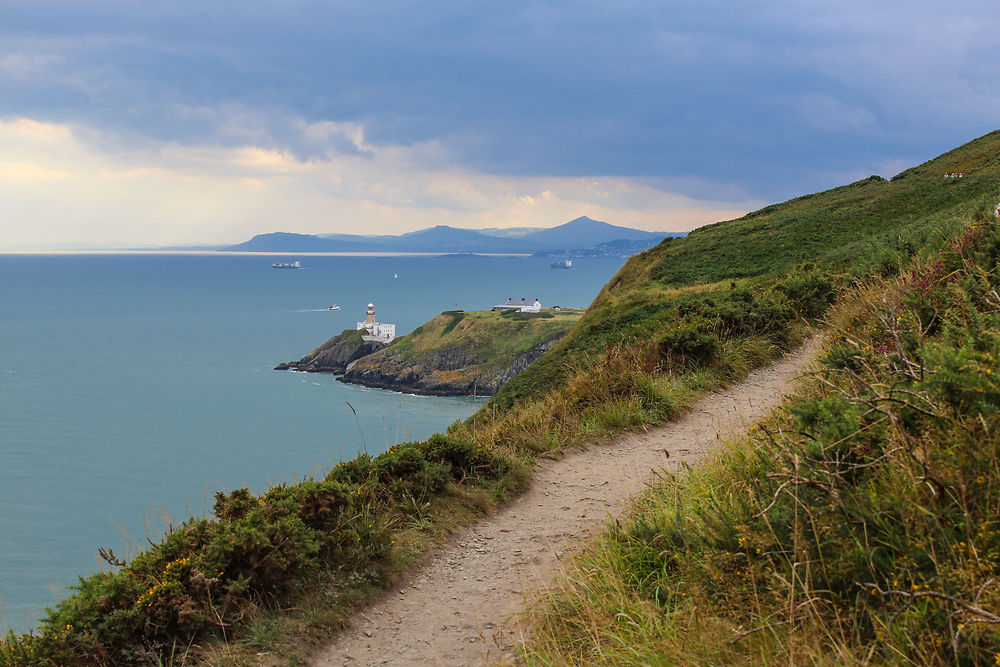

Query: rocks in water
274 329 386 374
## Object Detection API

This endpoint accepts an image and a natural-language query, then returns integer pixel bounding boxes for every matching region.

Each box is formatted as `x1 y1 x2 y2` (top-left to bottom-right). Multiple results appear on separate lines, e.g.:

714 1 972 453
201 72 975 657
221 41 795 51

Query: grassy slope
490 130 1000 411
522 216 1000 666
517 133 1000 664
388 309 582 369
5 132 999 666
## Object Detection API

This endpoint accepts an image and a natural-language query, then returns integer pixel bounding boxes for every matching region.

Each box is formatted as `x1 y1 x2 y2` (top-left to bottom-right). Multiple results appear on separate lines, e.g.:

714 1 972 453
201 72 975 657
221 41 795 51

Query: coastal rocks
337 337 562 396
274 329 386 373
275 308 580 396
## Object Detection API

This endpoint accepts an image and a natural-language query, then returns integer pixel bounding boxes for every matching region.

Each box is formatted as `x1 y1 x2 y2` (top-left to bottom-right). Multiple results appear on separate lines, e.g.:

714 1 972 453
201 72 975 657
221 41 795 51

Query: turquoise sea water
0 252 624 633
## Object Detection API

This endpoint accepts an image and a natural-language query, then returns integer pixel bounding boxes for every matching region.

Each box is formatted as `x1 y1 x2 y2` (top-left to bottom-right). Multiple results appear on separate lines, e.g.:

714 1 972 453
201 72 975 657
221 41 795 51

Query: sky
1 1 998 249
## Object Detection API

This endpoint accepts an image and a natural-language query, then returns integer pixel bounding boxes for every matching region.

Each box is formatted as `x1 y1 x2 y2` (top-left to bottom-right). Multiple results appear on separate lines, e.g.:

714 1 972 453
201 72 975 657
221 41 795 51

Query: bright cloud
0 117 758 249
1 1 997 248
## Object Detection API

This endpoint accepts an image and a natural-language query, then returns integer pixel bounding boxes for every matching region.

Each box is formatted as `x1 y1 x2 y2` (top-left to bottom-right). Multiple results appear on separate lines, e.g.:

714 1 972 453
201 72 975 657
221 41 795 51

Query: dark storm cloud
1 0 997 200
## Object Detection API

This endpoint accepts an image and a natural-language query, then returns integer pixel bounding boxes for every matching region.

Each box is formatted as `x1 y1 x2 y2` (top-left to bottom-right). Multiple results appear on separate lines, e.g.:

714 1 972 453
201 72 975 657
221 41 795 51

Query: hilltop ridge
225 216 674 253
488 129 1000 410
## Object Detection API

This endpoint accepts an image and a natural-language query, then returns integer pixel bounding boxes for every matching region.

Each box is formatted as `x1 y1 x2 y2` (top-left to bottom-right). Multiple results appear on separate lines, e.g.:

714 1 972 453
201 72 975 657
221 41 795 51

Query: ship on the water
272 260 301 269
550 259 573 269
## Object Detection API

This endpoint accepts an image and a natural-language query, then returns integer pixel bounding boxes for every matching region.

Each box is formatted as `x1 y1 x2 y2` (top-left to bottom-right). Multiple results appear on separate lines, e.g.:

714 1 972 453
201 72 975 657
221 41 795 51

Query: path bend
313 336 823 666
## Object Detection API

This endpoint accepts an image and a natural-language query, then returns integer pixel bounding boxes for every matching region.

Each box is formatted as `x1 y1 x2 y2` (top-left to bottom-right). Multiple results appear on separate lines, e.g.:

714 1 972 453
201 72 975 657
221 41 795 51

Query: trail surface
314 337 822 666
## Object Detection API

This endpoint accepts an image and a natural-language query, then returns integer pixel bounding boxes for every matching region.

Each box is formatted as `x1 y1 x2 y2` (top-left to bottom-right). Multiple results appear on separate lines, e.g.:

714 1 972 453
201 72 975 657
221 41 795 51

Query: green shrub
681 288 796 342
326 453 374 486
264 480 352 530
658 322 719 367
212 487 258 521
374 445 450 500
421 433 510 480
776 265 836 318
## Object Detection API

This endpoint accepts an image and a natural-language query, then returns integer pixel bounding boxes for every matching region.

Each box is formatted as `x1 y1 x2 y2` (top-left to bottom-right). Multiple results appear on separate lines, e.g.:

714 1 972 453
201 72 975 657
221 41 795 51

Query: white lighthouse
356 302 397 343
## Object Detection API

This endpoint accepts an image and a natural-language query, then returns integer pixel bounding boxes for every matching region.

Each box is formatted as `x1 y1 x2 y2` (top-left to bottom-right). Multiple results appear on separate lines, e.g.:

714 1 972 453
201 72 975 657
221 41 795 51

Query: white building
492 297 542 313
356 302 397 343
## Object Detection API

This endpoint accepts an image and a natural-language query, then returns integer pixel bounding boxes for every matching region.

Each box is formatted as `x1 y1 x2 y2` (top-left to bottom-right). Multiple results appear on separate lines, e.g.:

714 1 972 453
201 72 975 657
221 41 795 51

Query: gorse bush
677 286 796 342
776 264 836 318
0 435 508 665
657 321 719 367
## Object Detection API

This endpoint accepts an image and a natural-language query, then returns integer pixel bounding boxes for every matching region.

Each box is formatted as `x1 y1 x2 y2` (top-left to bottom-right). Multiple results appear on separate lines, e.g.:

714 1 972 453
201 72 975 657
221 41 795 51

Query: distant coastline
0 249 534 257
1 215 681 257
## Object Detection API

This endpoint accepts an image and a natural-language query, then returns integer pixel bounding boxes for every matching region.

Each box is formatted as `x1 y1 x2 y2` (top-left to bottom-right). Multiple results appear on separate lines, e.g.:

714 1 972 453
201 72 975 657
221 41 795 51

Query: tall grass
520 214 1000 665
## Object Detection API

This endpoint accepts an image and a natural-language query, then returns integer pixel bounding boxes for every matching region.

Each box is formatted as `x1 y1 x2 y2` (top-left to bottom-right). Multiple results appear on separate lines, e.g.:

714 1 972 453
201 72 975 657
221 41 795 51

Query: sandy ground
312 337 822 666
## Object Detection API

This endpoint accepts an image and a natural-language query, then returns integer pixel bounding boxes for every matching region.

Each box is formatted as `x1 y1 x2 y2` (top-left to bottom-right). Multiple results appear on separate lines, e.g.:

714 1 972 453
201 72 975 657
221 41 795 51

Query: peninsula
225 216 675 254
276 305 582 396
339 308 582 396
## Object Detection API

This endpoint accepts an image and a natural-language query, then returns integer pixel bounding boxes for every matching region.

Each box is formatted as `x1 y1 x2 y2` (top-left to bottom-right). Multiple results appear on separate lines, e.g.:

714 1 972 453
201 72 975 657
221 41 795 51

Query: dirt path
313 337 822 666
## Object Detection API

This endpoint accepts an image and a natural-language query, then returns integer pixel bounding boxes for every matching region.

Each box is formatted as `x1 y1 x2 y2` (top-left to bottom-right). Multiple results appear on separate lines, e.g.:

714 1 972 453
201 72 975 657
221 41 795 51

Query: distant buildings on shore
492 297 542 313
357 302 396 342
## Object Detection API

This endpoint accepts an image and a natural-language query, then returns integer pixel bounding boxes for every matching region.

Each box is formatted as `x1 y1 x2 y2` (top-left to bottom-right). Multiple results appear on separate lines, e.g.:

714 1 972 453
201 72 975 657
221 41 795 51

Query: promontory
276 308 583 396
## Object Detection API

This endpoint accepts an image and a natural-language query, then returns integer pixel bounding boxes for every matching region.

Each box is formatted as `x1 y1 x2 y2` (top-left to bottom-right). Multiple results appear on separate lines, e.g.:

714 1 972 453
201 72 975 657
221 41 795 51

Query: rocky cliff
274 329 386 373
337 335 562 396
276 309 583 396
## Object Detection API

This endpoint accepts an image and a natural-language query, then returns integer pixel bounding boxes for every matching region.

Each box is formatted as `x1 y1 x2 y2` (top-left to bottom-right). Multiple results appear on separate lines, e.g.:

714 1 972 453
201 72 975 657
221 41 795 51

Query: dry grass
517 215 1000 666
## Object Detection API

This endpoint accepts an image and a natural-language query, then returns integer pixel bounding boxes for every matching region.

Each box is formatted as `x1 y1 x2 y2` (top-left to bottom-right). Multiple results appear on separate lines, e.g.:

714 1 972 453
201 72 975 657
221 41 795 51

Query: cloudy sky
1 1 997 249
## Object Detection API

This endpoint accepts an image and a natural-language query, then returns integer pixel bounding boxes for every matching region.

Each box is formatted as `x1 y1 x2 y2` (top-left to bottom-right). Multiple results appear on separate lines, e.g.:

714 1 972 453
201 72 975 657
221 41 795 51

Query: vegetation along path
313 335 824 665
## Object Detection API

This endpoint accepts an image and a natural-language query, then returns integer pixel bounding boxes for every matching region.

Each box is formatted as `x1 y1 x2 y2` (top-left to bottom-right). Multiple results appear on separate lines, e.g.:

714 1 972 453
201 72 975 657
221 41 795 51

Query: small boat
393 273 399 279
272 260 301 269
328 304 341 311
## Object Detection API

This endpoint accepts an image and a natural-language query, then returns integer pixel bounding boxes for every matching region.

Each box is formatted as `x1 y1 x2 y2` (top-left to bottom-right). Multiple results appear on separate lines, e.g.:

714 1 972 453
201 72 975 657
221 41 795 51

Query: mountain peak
224 216 668 253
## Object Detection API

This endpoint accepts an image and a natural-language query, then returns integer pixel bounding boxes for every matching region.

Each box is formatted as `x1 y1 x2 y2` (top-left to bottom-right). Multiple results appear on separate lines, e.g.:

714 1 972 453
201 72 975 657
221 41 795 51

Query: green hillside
391 308 581 366
489 130 1000 412
522 179 1000 665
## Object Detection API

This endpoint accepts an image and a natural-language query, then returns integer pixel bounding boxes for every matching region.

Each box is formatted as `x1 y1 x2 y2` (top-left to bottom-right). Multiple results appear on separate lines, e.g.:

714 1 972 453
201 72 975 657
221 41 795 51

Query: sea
0 252 626 634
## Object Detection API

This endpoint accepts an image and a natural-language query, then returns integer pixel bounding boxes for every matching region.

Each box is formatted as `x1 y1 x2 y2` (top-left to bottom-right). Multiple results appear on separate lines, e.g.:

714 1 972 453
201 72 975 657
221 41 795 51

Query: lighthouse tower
356 301 397 343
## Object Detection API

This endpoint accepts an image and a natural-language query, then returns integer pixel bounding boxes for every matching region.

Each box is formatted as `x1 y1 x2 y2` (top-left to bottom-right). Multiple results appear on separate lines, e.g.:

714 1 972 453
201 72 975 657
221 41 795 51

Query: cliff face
337 336 562 396
274 329 386 373
276 310 583 396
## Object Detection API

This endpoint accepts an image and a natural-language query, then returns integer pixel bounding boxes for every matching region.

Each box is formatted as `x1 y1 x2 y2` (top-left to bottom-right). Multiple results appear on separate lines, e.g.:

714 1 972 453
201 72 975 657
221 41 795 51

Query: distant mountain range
224 217 680 254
